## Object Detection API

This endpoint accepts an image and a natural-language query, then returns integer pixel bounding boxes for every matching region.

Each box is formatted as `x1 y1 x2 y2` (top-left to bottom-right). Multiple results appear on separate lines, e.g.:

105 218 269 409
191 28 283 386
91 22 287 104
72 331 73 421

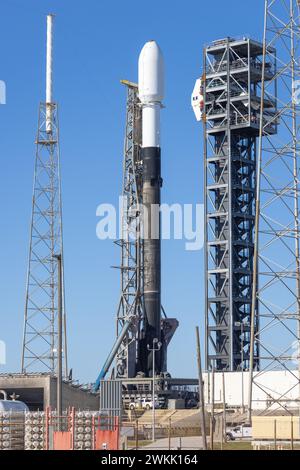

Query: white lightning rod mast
46 14 54 133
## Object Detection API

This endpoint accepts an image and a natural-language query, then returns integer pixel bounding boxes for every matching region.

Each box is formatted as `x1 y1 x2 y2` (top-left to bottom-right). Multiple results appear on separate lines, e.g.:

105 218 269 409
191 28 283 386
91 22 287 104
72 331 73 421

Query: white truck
129 398 159 411
226 424 252 441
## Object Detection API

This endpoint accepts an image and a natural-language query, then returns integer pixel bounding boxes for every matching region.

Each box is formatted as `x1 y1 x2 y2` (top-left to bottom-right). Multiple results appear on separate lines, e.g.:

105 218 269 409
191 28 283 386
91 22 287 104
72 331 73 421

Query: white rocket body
46 15 54 133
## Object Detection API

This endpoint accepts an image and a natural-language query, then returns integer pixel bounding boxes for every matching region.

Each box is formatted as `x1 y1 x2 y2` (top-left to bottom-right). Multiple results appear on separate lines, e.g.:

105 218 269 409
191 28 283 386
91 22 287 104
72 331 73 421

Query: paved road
144 436 205 450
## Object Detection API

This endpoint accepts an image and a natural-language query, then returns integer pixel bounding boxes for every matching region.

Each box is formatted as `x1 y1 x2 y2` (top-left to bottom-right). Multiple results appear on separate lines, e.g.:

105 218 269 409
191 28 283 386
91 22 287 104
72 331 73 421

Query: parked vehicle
226 424 252 441
186 398 198 409
129 398 160 411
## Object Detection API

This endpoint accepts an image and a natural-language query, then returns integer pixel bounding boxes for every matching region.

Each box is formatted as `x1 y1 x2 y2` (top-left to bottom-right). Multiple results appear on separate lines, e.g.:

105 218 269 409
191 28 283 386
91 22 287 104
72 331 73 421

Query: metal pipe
46 14 54 133
93 320 132 391
0 390 7 400
147 338 161 442
290 0 300 417
241 323 245 414
152 342 156 442
222 372 226 444
248 0 268 422
55 254 63 429
196 326 207 450
210 366 215 450
202 47 209 373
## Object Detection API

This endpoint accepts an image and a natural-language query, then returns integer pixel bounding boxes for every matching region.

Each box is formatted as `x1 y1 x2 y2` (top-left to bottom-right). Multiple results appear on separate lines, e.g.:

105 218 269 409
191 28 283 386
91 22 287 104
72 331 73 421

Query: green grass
127 440 150 449
213 441 252 451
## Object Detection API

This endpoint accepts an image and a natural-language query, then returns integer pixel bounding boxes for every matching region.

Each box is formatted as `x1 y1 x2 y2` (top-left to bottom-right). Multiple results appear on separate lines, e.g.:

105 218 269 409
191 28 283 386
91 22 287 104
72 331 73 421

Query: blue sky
0 0 265 383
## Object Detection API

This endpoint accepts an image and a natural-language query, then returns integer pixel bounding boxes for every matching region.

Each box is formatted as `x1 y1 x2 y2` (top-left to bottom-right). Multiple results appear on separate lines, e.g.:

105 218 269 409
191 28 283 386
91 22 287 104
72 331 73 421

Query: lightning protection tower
248 0 300 417
202 37 277 372
21 15 67 375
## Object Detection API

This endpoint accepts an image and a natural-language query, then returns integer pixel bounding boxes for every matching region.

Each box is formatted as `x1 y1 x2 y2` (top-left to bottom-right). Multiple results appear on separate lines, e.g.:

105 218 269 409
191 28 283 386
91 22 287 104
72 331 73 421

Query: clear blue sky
0 0 265 383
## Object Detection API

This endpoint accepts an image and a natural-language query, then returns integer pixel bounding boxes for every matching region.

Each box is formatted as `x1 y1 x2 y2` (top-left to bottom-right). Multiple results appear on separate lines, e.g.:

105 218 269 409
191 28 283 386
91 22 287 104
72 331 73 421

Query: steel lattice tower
114 81 145 378
21 15 67 375
114 80 178 380
203 37 276 371
248 0 300 416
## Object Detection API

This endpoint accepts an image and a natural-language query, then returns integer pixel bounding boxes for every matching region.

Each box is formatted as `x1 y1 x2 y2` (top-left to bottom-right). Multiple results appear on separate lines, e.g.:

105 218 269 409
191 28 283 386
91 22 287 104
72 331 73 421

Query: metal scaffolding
21 103 67 376
248 0 300 416
203 37 276 371
114 81 144 379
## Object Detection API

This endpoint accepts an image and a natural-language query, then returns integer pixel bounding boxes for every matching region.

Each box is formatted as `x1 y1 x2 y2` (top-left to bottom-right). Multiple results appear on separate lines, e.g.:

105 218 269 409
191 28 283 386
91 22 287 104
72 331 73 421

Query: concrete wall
253 416 300 440
0 375 49 409
0 374 99 411
49 376 99 410
203 370 300 410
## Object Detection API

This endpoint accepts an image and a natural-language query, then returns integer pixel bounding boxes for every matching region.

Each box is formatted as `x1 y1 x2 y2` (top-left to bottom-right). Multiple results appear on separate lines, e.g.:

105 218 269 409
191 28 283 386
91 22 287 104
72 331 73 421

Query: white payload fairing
138 41 164 146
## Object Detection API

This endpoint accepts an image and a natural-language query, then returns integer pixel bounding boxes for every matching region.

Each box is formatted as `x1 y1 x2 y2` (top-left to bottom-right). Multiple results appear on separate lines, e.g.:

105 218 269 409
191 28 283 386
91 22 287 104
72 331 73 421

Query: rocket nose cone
138 40 164 103
140 39 159 48
142 39 161 52
139 40 163 71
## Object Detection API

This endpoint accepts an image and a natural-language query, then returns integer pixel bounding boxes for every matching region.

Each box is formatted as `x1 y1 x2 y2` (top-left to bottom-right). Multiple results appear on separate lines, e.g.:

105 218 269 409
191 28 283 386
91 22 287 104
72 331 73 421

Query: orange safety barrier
94 429 119 451
44 408 120 450
53 431 73 450
45 407 75 450
93 416 120 451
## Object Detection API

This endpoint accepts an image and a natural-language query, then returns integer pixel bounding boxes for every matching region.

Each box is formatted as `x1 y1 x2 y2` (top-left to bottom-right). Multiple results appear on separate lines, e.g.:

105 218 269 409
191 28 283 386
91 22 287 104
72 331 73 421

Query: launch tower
201 38 277 371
